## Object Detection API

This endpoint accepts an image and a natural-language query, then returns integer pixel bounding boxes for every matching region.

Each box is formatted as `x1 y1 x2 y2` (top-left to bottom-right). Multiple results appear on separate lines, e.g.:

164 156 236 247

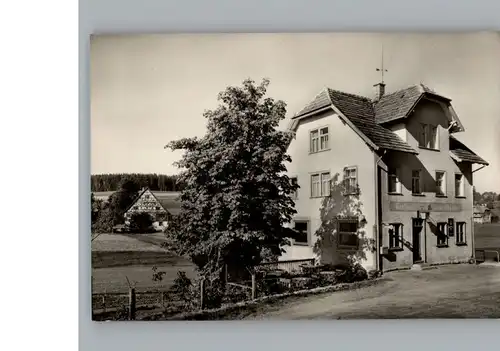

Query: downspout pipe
374 150 387 272
470 163 487 261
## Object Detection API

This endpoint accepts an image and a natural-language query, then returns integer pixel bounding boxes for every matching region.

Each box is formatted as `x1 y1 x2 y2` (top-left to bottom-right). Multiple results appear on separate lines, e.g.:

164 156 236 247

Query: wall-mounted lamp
417 210 430 220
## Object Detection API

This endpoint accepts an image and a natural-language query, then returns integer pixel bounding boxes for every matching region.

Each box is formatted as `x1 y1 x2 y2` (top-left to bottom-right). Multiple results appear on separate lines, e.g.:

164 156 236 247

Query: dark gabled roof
374 84 451 124
292 88 418 154
123 187 149 214
327 89 418 154
347 114 418 154
294 88 333 117
449 135 489 166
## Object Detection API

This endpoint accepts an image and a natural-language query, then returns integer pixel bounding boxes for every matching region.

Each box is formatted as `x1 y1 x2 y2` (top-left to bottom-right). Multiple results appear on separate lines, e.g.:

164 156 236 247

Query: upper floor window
145 194 150 199
419 123 439 150
455 173 465 197
343 166 358 195
310 127 329 153
311 172 330 197
435 171 446 196
388 168 402 194
412 170 422 195
290 177 298 200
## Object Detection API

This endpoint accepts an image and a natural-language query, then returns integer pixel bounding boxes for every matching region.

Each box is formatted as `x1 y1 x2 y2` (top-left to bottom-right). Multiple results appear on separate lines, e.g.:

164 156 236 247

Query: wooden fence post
200 278 205 310
471 216 475 261
102 288 107 313
128 288 136 320
160 291 165 308
251 273 256 300
224 264 228 287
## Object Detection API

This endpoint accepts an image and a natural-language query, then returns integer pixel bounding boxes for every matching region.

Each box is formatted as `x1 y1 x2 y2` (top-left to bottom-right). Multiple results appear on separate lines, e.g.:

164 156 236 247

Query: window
456 222 466 245
310 127 329 153
145 194 150 199
388 168 402 194
310 130 319 153
311 174 320 197
337 218 359 249
429 125 438 149
437 222 448 247
455 173 465 197
343 166 358 194
389 223 403 250
321 172 330 196
412 170 422 194
320 127 329 150
155 206 161 210
294 221 309 245
311 172 330 197
419 123 439 150
435 171 446 196
290 177 298 199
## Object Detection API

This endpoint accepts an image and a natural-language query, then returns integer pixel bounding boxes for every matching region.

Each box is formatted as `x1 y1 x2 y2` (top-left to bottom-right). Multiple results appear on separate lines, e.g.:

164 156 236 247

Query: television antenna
376 45 388 84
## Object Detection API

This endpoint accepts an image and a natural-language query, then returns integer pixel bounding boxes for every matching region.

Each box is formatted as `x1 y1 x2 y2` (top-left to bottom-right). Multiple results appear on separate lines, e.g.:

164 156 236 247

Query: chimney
373 82 386 102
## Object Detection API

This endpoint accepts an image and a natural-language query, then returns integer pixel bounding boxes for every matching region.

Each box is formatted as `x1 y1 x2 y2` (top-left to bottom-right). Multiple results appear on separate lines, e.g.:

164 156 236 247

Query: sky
91 32 500 193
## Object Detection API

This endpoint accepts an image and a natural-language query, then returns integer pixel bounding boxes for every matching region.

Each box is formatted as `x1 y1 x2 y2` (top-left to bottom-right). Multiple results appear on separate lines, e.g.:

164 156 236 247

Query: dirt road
243 265 500 319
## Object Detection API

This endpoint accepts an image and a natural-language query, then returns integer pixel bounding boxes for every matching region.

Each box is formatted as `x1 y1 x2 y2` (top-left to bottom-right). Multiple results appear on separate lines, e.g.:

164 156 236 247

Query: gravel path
243 265 500 319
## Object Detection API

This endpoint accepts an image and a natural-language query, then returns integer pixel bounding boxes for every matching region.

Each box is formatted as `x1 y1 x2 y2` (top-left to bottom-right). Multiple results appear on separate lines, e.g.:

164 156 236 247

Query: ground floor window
456 222 466 245
389 223 403 250
437 222 448 247
293 220 309 245
337 218 359 249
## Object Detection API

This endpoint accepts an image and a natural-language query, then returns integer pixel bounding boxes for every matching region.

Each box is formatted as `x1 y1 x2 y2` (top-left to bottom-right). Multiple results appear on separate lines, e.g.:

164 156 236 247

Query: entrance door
412 218 423 263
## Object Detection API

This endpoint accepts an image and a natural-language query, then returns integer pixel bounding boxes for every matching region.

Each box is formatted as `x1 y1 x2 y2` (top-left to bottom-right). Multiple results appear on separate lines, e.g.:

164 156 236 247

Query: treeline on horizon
91 173 185 192
473 188 500 209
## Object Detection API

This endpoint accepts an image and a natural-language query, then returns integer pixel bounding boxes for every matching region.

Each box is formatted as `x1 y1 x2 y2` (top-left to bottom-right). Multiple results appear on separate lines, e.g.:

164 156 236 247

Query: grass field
92 233 196 294
475 223 500 250
91 224 500 296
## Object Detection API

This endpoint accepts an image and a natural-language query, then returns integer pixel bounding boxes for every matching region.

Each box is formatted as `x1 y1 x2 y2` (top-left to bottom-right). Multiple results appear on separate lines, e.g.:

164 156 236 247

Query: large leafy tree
165 78 299 281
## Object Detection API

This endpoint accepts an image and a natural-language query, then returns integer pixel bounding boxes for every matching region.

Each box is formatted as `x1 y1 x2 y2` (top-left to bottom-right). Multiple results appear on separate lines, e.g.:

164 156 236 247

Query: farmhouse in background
285 81 488 272
122 188 171 230
473 205 492 224
93 189 181 231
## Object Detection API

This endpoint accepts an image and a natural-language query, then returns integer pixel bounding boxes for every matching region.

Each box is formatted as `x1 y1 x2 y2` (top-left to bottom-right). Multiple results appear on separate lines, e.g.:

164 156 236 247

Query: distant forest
91 173 185 192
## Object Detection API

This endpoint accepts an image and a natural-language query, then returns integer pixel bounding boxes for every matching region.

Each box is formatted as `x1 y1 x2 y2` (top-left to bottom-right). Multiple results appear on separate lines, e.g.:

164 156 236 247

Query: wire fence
92 259 325 320
92 291 169 311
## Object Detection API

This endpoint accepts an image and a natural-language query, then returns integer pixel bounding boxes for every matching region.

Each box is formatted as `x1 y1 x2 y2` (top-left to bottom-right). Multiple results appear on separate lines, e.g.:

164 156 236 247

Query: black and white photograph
90 32 500 321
